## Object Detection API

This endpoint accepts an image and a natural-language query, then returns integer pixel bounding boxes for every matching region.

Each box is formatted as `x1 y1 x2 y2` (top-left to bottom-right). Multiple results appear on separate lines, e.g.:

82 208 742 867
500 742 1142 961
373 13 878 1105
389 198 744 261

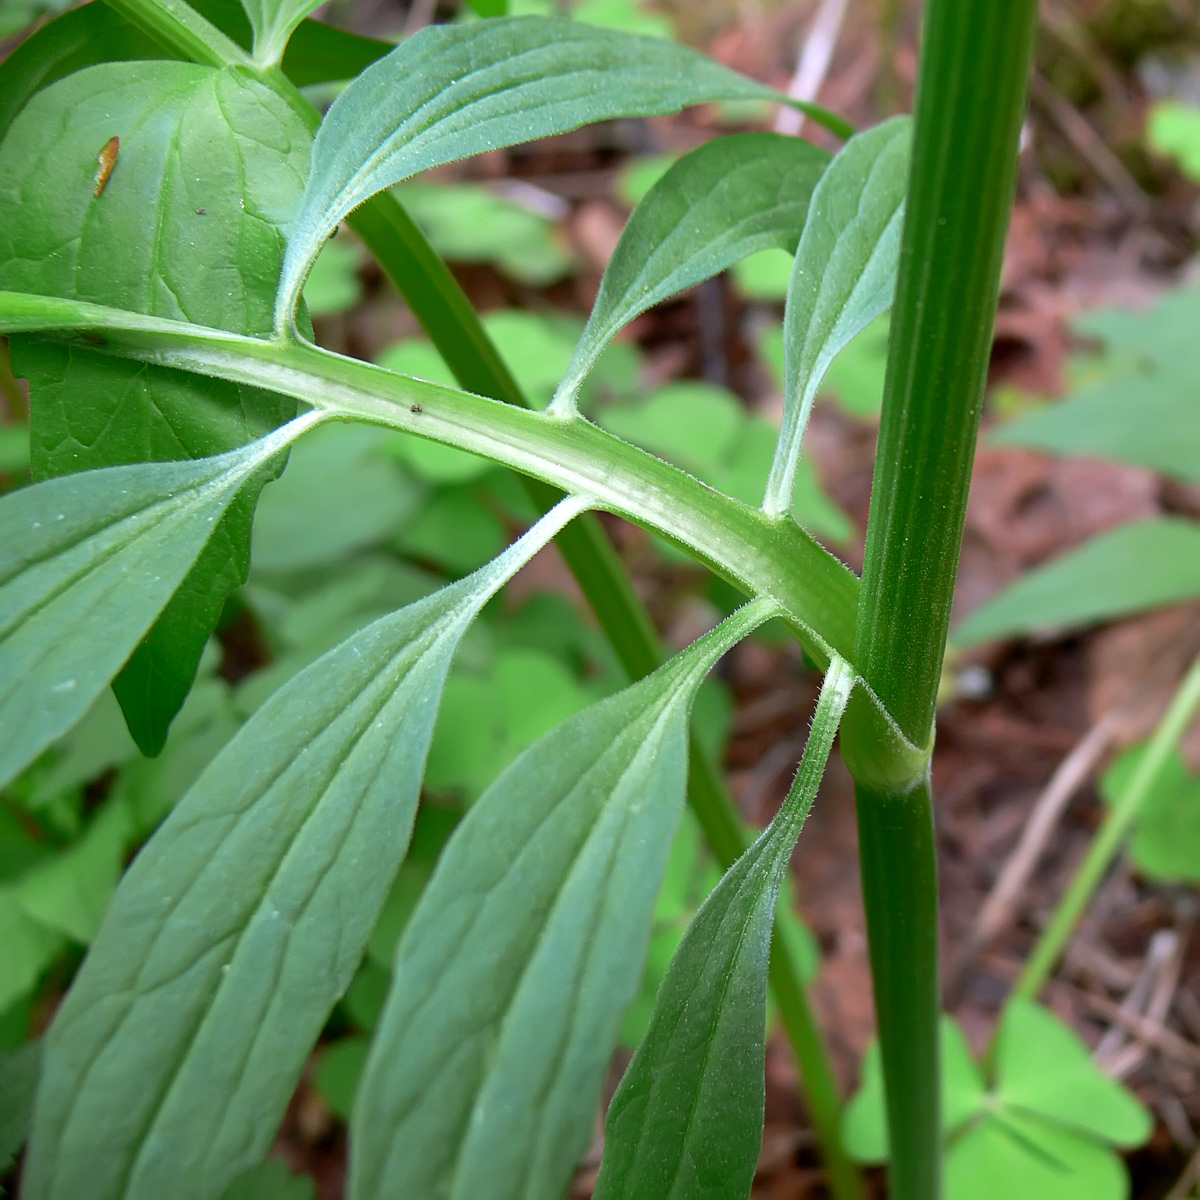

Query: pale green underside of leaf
953 517 1200 647
348 598 777 1200
594 659 852 1200
239 0 326 65
23 497 587 1200
278 16 780 318
0 60 310 752
763 116 911 517
0 418 312 792
554 133 830 408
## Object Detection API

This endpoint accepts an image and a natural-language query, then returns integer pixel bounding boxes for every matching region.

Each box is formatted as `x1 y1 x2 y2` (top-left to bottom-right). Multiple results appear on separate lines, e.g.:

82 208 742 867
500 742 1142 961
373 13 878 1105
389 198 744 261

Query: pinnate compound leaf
278 16 784 318
0 416 315 791
594 660 853 1200
0 61 311 753
953 517 1200 647
348 597 779 1200
762 116 911 516
553 133 830 409
22 497 590 1200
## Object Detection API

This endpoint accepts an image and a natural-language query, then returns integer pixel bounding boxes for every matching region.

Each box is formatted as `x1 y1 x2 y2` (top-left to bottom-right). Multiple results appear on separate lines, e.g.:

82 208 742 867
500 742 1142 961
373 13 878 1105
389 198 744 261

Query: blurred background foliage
2 0 1200 1195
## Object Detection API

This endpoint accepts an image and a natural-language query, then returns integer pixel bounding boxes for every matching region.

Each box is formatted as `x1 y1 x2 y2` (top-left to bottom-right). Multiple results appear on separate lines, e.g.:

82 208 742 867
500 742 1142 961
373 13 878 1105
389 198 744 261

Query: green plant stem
851 1 1036 752
840 3 1037 1199
101 0 252 69
1014 654 1200 1003
768 943 863 1200
856 779 940 1198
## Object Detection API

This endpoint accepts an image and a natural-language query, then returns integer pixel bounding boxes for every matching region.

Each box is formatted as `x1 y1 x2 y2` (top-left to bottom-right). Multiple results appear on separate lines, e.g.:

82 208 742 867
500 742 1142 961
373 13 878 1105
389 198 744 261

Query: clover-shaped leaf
843 1001 1151 1200
842 1018 986 1161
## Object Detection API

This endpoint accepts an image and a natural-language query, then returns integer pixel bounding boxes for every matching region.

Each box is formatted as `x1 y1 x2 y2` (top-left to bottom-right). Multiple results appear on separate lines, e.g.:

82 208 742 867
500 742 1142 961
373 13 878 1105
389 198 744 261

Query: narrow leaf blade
991 366 1200 484
0 417 312 790
22 499 586 1200
279 17 780 319
763 116 911 516
349 599 777 1200
953 517 1200 647
594 660 852 1200
554 133 829 409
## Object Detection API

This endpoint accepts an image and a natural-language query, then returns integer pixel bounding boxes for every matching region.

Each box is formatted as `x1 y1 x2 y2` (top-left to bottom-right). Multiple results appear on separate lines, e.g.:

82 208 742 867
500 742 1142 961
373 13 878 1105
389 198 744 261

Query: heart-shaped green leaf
348 597 778 1200
278 17 786 320
995 1000 1152 1147
0 60 311 753
841 1017 986 1163
0 416 315 791
1101 744 1200 883
553 133 830 411
594 659 852 1200
842 1003 1151 1200
22 497 589 1200
945 1111 1127 1200
763 116 911 517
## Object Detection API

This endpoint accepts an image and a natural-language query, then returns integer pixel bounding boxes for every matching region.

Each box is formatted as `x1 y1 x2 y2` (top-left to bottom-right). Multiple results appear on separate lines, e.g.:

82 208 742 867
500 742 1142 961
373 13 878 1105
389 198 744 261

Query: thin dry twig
1097 928 1178 1075
1030 73 1152 218
1166 1143 1200 1200
947 710 1121 997
1076 989 1200 1071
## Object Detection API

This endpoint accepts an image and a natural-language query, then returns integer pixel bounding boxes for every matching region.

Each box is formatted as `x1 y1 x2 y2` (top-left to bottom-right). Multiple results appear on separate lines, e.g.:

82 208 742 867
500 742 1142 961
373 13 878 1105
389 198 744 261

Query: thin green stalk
840 4 1037 1199
101 0 252 69
1014 655 1200 1002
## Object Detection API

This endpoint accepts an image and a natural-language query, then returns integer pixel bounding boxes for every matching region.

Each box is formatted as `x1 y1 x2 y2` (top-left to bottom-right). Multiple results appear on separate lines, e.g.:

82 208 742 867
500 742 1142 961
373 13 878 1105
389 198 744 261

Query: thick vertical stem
840 3 1037 1199
856 781 940 1200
